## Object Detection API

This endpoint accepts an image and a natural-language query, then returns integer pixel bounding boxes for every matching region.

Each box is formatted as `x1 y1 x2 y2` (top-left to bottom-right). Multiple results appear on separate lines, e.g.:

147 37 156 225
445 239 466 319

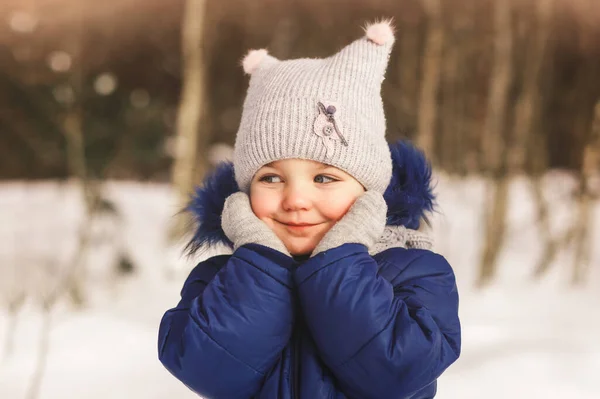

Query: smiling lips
278 221 320 231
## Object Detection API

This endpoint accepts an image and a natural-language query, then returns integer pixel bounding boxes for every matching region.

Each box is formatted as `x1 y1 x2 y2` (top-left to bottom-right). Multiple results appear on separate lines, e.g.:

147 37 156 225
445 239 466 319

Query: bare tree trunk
531 173 558 278
462 4 484 175
571 175 591 285
571 101 600 284
477 0 513 287
520 0 556 279
440 10 463 174
511 0 553 173
62 0 89 306
394 19 421 136
481 0 512 173
169 0 209 242
511 0 556 279
478 175 510 287
2 295 25 361
25 306 52 399
417 0 443 162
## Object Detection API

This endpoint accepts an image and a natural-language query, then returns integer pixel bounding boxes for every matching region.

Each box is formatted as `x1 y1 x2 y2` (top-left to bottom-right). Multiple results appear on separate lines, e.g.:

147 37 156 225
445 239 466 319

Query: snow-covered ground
0 174 599 399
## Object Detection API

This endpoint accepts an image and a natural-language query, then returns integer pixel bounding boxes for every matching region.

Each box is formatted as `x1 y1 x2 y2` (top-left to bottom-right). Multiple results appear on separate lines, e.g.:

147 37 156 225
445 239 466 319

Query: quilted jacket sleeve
158 244 295 398
294 243 461 399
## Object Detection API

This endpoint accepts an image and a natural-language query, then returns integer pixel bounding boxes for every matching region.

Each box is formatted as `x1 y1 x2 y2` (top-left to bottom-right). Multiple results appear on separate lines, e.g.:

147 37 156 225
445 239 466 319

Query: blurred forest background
2 0 599 177
2 0 599 283
1 0 600 398
1 0 599 287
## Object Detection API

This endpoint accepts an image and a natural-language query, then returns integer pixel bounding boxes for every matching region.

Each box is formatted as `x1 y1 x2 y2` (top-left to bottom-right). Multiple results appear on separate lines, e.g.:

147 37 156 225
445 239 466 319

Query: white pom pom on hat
242 49 269 75
364 19 395 46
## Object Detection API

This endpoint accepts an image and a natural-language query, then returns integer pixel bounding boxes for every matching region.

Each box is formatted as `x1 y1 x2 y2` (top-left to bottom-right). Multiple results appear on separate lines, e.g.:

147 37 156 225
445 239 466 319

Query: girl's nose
282 184 312 211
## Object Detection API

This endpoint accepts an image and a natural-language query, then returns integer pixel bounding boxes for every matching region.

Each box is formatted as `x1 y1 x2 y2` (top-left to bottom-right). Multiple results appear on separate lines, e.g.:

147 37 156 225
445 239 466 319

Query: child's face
250 159 365 256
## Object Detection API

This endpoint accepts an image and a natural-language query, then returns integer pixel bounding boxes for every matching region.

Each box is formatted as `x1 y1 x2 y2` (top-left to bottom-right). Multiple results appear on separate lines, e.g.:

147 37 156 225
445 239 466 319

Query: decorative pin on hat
313 101 348 158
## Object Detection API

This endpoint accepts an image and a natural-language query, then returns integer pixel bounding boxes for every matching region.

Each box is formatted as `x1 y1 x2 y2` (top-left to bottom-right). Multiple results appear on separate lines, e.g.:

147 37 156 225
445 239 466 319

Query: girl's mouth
277 221 320 231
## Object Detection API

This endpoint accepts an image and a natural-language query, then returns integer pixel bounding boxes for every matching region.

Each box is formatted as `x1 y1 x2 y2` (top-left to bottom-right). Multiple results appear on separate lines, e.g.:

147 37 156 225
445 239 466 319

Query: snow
0 175 599 398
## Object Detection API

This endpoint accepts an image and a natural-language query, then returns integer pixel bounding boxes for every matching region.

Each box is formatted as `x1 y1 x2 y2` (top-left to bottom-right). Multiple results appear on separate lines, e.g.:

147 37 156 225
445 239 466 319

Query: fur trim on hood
185 140 435 255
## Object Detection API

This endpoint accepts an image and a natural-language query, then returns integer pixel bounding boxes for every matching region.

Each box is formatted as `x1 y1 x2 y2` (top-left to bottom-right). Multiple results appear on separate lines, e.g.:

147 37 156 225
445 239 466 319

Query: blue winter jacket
158 141 461 399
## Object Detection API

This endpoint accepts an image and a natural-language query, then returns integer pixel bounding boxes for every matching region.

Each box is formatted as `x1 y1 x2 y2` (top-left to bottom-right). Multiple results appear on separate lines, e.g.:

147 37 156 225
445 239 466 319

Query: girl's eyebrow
260 163 277 170
317 165 340 172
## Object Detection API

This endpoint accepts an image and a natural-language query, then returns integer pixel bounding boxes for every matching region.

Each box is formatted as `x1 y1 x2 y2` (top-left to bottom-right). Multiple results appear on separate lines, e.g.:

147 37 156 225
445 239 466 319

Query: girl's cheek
320 197 356 221
250 191 278 218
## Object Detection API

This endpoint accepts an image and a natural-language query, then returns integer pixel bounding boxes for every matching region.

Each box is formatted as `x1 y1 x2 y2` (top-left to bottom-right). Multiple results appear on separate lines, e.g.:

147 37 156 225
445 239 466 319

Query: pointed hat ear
242 49 271 75
364 19 395 46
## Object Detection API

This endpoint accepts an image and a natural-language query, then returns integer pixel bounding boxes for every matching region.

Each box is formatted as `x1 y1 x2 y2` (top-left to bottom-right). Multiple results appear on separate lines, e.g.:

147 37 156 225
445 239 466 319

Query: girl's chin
290 252 312 258
287 247 315 257
282 240 317 257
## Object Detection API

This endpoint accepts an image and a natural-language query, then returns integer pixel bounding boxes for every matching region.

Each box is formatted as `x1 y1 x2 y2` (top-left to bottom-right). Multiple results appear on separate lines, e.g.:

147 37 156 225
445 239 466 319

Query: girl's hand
311 191 387 256
221 192 291 256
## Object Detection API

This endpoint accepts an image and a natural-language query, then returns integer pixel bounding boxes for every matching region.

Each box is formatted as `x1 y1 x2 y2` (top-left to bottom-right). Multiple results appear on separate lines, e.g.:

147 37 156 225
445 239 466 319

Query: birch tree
417 0 443 164
477 0 513 287
169 0 209 242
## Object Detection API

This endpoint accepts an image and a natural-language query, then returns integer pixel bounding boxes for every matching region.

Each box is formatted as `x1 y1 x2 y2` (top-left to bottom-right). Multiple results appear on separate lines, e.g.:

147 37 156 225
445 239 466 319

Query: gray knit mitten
221 192 290 256
311 191 387 256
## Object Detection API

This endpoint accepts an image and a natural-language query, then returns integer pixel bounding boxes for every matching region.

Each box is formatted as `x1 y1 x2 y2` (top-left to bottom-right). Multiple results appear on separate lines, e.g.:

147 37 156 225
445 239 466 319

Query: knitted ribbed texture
369 225 434 255
311 191 387 257
234 22 395 193
221 192 290 256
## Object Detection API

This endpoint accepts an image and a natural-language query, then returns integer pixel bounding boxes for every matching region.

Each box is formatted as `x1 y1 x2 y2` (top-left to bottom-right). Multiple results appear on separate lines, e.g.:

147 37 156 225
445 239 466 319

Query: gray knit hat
233 20 395 193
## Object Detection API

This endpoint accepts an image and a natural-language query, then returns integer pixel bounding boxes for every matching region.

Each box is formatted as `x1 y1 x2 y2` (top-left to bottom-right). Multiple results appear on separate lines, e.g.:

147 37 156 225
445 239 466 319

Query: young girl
158 21 461 399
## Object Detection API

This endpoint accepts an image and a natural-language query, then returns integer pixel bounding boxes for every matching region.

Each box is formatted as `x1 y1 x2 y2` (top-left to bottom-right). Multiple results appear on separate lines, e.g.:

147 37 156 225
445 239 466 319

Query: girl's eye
259 175 282 184
314 174 337 184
